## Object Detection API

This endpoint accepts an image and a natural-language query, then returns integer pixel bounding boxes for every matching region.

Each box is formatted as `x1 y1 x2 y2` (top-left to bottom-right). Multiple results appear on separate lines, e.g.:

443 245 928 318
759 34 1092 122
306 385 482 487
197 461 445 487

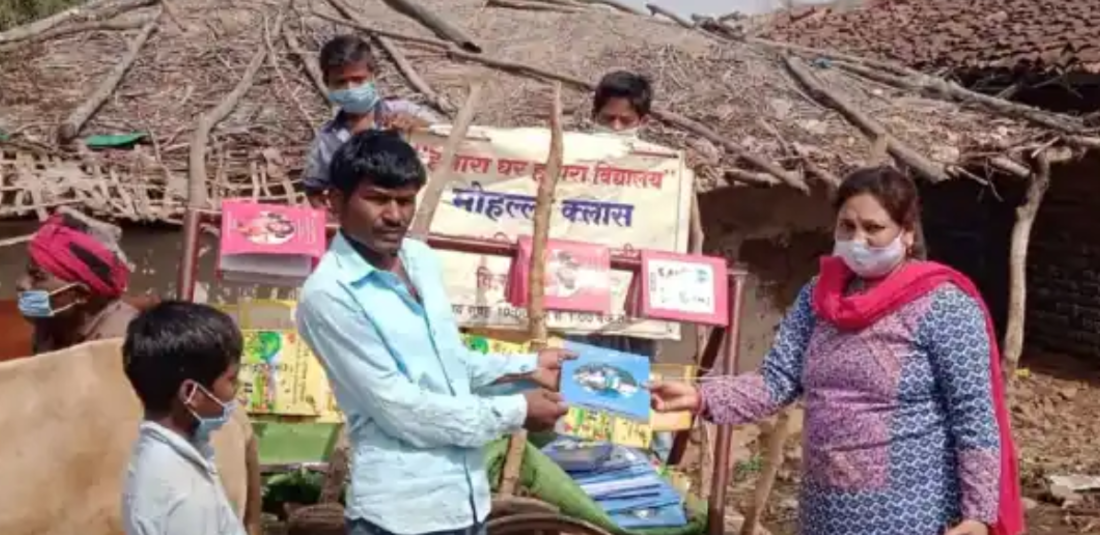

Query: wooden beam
645 3 694 28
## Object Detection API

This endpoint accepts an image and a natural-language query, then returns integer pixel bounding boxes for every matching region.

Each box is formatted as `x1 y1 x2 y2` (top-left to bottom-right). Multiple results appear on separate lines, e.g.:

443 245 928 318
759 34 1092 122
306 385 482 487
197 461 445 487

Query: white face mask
833 233 906 279
592 123 640 139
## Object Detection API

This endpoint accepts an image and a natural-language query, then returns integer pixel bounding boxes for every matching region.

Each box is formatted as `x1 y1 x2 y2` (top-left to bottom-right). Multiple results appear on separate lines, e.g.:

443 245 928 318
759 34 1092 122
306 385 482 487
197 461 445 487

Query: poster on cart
410 126 694 340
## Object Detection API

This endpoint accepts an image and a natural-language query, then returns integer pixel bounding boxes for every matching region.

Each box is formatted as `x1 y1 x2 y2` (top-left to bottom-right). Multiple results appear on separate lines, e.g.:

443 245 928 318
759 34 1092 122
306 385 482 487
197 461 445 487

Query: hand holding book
648 380 702 414
523 389 568 431
528 348 576 390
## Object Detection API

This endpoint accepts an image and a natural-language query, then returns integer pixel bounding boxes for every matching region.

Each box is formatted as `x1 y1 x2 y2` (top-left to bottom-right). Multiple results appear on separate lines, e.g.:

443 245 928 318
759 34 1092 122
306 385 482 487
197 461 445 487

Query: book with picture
609 504 688 529
629 250 729 326
507 237 611 314
559 340 650 421
218 200 327 286
238 329 331 417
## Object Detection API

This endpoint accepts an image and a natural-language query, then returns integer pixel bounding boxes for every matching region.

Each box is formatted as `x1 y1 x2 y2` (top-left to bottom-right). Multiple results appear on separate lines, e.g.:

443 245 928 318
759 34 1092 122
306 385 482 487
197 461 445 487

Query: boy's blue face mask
184 382 237 445
328 81 379 115
18 283 79 319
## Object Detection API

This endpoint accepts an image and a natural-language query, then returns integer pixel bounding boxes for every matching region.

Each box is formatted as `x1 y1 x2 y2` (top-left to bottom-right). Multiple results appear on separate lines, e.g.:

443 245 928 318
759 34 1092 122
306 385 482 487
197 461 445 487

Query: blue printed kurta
700 281 1001 535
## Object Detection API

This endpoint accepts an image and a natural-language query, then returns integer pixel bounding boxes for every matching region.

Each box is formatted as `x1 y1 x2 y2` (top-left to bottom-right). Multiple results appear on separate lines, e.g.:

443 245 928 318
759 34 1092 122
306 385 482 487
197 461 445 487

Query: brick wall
1027 155 1100 358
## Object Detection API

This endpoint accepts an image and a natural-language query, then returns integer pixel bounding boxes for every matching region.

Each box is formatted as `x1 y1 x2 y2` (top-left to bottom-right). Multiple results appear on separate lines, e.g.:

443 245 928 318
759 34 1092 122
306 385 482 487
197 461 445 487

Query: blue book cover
560 341 651 421
610 503 689 529
571 464 655 485
597 484 682 514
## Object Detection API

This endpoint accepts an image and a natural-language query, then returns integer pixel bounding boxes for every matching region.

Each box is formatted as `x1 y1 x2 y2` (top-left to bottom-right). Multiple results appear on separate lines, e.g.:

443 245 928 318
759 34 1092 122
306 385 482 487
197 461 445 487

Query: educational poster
238 330 327 417
410 126 693 340
640 251 729 327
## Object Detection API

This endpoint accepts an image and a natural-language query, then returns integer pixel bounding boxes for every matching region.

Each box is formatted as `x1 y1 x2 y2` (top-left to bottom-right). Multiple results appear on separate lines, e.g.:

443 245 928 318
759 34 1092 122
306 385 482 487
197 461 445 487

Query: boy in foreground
296 130 572 535
121 301 246 535
304 34 440 210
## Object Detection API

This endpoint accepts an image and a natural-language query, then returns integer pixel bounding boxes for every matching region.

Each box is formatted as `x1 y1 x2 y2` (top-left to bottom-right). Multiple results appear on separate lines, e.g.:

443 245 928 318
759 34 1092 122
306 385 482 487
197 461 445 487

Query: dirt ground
718 351 1100 535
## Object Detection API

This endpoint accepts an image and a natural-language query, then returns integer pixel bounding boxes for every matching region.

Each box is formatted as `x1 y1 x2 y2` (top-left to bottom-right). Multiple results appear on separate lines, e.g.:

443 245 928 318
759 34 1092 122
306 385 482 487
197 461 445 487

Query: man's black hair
328 130 427 197
123 301 243 414
593 71 653 117
319 34 378 80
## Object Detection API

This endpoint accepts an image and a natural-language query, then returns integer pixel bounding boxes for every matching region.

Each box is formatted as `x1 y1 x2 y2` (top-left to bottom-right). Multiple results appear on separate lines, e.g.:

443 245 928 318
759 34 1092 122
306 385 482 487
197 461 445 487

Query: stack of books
542 437 689 529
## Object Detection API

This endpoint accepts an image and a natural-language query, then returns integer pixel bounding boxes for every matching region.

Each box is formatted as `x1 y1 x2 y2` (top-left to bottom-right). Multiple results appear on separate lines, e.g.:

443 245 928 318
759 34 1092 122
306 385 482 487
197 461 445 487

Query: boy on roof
303 34 441 209
591 70 652 137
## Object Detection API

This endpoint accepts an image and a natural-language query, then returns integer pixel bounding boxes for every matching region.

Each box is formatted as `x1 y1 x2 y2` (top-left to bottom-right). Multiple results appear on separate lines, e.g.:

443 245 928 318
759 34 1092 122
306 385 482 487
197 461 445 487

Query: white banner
412 126 693 340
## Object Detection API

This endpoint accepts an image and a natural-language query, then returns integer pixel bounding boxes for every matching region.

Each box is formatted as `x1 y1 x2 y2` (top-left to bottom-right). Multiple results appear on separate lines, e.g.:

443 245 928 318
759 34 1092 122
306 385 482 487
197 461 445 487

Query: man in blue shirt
296 130 571 535
304 35 441 210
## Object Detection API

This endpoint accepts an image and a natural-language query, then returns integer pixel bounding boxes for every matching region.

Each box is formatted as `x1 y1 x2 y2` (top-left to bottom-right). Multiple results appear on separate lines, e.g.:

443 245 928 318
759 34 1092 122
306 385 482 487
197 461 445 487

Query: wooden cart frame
176 211 748 535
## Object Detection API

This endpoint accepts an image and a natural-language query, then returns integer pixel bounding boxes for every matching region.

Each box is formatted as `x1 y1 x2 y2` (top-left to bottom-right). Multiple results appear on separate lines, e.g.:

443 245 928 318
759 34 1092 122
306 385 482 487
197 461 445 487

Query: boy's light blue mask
185 382 237 445
328 81 380 114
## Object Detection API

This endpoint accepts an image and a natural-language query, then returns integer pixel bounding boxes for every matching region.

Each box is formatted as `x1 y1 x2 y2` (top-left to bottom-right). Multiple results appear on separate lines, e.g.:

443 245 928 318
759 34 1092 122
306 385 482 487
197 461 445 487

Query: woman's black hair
122 301 243 414
328 130 427 197
834 165 928 259
593 71 653 117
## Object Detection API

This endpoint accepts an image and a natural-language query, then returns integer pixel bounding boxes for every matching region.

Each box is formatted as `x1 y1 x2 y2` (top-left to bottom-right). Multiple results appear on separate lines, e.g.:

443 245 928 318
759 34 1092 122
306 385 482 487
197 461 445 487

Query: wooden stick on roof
378 0 482 52
187 22 272 209
645 3 694 28
488 0 584 14
58 11 161 143
573 0 647 16
784 56 951 183
0 18 148 53
0 0 128 44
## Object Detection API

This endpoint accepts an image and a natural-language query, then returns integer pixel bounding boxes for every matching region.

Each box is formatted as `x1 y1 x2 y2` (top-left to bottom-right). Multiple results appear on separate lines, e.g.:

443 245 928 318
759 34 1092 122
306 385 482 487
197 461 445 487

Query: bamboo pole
409 83 484 236
499 82 565 496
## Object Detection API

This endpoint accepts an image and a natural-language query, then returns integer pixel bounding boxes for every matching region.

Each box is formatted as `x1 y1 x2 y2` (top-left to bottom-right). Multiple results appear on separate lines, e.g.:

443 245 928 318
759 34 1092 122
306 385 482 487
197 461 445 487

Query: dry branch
989 156 1031 179
645 3 694 28
745 36 1086 134
187 43 270 208
377 0 482 52
573 0 646 15
488 0 583 13
58 14 160 144
724 168 780 187
283 22 328 100
1003 151 1051 378
376 36 456 115
325 0 455 115
0 0 114 43
264 10 313 129
0 18 148 53
0 234 34 248
784 56 951 183
829 60 1085 135
655 110 806 190
409 83 484 235
314 8 452 49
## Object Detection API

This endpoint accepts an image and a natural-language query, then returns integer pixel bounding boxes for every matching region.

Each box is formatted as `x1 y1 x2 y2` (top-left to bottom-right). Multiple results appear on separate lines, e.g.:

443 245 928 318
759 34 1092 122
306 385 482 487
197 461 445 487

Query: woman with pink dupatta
650 166 1024 535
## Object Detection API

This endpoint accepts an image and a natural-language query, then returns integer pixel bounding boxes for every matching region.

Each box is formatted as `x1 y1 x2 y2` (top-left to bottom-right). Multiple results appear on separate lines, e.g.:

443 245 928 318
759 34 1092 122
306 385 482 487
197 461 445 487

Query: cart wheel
486 512 614 535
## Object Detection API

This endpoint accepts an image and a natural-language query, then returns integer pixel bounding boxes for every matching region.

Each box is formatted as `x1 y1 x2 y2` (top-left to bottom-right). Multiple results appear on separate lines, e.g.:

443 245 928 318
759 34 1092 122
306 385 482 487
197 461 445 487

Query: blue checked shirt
302 99 439 193
296 233 536 534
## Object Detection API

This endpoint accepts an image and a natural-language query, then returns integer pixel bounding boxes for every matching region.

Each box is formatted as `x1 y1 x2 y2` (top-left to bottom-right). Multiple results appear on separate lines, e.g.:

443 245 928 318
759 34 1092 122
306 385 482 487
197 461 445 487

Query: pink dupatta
812 256 1024 535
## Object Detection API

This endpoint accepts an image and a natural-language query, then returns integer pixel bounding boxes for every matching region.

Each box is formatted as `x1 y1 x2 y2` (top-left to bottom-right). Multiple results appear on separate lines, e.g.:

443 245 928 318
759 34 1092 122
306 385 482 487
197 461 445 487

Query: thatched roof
0 0 1089 223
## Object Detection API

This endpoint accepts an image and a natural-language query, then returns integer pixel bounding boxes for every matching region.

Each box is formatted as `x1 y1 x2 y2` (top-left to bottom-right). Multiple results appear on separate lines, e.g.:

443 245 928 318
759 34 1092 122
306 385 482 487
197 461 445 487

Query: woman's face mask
833 234 906 279
328 81 380 115
18 283 80 319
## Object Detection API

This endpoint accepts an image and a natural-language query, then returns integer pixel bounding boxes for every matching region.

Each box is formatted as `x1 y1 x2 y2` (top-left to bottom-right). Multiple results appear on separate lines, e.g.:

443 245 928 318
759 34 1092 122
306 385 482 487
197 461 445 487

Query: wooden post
409 83 483 236
1003 151 1051 377
499 82 565 496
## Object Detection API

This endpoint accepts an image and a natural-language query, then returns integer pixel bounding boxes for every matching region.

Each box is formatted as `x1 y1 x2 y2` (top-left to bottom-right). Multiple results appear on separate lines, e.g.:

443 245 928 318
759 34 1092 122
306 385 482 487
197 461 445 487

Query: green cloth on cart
485 438 707 535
